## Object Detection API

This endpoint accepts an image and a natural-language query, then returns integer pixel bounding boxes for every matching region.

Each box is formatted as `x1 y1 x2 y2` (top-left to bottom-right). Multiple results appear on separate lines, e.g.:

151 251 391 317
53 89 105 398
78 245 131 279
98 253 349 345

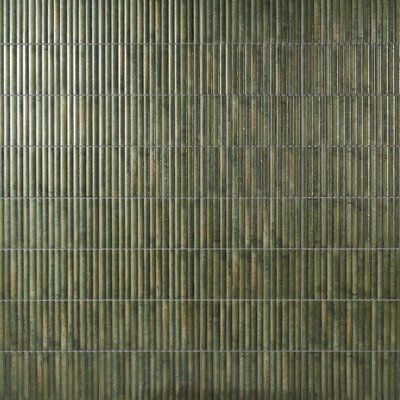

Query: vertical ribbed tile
0 0 400 398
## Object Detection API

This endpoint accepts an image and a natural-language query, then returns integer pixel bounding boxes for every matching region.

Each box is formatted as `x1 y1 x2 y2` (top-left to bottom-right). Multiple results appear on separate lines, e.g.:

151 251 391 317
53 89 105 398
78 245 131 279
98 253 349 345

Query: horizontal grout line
0 350 398 353
1 42 400 46
1 93 400 97
0 196 398 200
1 145 400 148
0 248 399 251
0 299 399 302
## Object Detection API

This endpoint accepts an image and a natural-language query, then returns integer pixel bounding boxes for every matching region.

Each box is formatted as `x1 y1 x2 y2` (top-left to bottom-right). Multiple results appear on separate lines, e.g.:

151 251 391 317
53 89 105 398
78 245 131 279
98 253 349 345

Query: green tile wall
1 0 400 399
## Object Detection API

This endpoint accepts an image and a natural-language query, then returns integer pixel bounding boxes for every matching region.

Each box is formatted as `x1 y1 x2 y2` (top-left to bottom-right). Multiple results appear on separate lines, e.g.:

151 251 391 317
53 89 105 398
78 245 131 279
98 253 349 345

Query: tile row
1 0 398 44
0 249 399 300
1 147 400 197
0 301 399 351
0 198 399 248
1 96 399 145
2 352 398 400
1 45 400 95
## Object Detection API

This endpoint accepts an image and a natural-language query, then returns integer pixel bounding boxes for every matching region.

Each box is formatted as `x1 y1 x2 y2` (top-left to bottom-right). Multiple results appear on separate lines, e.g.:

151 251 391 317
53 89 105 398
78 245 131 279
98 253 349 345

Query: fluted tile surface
1 1 400 399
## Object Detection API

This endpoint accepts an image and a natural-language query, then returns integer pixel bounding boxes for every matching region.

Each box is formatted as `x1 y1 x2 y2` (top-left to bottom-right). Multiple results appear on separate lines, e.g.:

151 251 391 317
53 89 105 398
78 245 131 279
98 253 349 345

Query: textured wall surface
1 0 400 399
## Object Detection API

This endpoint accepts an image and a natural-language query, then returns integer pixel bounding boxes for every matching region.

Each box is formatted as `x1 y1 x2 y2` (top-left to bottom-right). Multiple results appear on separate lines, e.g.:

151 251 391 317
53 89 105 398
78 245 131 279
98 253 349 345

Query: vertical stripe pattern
0 0 400 399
